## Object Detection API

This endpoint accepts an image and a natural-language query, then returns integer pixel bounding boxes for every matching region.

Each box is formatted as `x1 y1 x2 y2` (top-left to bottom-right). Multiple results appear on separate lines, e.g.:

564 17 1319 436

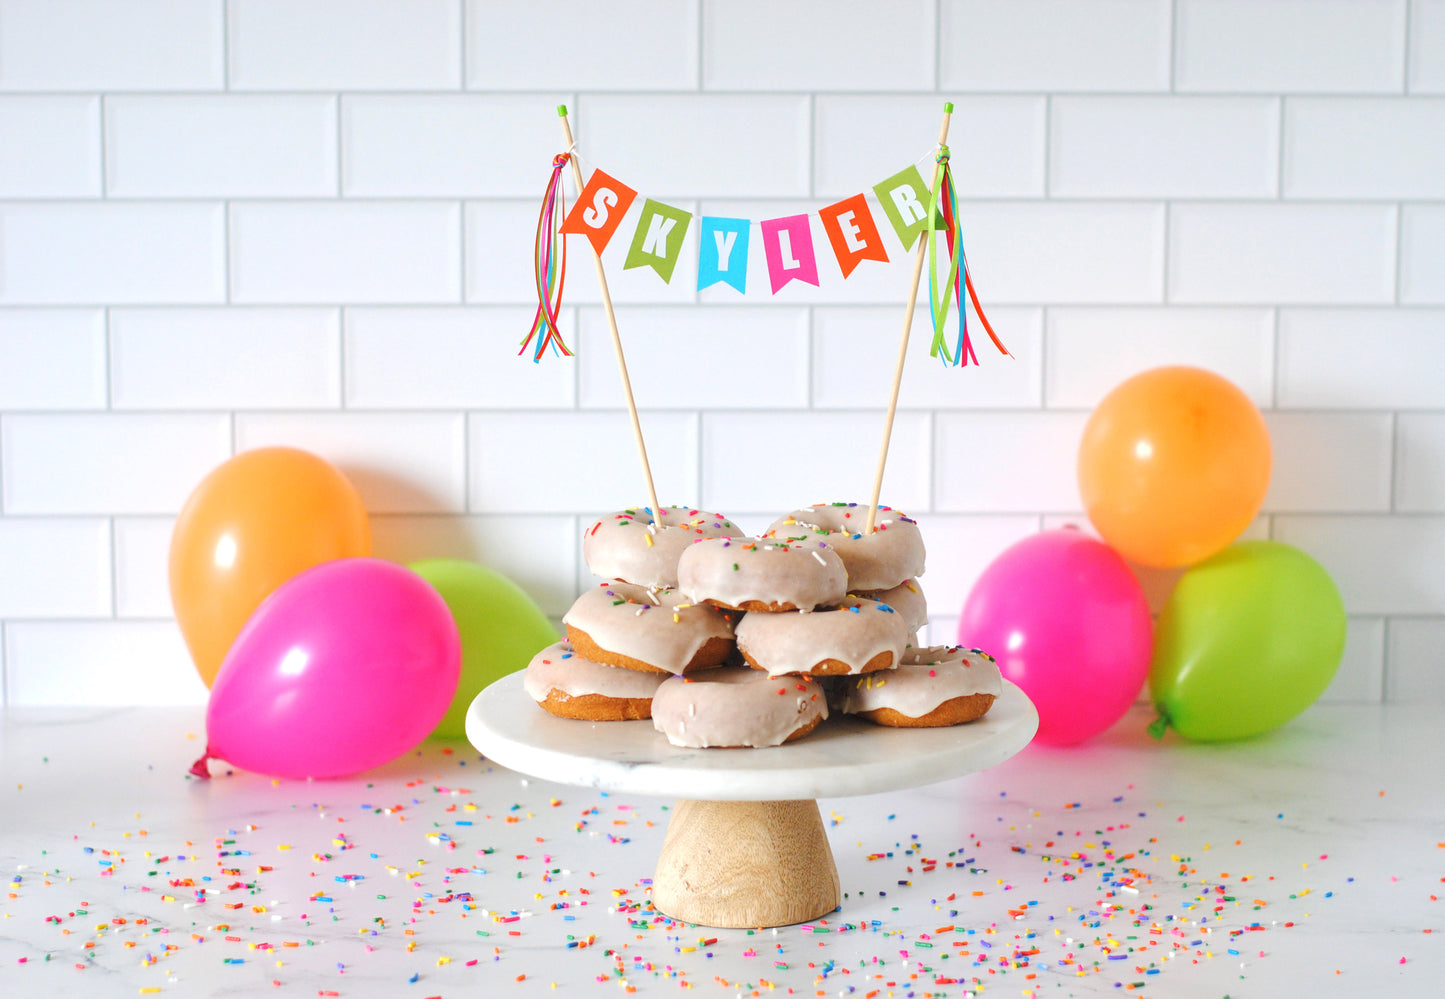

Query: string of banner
520 120 1010 371
522 103 1009 537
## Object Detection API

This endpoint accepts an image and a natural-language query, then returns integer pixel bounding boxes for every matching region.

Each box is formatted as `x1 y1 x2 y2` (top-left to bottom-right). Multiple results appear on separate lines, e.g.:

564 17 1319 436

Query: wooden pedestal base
651 799 842 929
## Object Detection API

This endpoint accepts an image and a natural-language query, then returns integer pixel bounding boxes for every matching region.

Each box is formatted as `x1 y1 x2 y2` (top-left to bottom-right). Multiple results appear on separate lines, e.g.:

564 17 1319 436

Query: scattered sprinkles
5 742 1432 996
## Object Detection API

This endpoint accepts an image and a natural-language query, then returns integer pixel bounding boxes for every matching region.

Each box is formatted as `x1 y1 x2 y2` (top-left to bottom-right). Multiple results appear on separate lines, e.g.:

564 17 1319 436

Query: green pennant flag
623 198 693 283
872 165 945 251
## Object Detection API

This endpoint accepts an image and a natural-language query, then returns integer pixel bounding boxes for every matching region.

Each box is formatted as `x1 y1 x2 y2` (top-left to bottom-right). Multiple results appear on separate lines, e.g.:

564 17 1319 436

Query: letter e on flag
820 193 889 278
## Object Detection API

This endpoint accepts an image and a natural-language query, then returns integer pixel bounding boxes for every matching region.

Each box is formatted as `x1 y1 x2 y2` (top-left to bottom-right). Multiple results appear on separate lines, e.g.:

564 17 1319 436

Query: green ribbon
926 145 961 363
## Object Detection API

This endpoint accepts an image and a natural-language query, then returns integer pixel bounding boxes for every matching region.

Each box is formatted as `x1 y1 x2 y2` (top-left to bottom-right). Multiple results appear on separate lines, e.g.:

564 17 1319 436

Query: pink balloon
959 529 1152 746
196 558 461 779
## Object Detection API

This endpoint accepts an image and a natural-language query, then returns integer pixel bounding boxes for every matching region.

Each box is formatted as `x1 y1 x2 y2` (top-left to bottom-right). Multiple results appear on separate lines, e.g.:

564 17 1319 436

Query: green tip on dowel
943 101 954 113
557 104 568 116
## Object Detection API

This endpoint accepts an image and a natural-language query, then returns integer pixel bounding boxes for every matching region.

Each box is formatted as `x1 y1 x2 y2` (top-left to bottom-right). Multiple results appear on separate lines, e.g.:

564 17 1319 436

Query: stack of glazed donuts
523 502 1002 749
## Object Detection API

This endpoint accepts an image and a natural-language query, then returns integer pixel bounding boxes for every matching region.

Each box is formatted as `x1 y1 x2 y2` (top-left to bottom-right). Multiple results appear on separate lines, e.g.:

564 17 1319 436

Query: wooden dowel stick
864 103 954 535
557 105 664 523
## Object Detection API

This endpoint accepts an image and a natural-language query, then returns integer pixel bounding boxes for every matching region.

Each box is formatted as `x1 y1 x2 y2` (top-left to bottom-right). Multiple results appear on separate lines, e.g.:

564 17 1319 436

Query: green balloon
1149 541 1345 742
409 559 558 740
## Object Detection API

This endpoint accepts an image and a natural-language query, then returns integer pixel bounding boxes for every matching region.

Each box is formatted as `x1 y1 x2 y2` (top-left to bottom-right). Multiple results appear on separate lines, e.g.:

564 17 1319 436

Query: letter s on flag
561 168 637 255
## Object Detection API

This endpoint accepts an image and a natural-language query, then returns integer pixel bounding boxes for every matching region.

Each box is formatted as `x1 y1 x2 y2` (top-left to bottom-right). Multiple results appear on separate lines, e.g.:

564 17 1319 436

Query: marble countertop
1 703 1440 998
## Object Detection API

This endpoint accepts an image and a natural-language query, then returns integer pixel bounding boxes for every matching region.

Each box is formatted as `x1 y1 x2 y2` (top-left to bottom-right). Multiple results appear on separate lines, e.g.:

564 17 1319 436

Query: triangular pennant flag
872 165 945 251
698 217 749 293
759 215 820 294
559 167 637 255
819 193 889 278
623 199 692 283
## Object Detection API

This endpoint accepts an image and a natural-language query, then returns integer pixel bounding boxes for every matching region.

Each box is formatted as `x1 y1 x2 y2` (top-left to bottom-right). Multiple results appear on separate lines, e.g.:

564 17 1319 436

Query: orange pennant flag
560 168 637 255
819 193 889 278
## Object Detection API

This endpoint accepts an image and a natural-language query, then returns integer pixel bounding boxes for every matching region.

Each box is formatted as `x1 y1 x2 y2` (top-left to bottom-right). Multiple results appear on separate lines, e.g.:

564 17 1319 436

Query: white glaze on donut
651 666 827 748
735 596 910 677
677 536 847 611
523 640 667 702
853 578 928 634
768 503 925 591
841 645 1001 719
584 506 744 588
562 581 735 674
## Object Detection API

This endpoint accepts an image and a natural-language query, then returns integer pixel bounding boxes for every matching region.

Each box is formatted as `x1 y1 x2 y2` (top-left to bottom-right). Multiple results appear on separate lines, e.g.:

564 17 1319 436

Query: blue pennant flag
698 216 750 293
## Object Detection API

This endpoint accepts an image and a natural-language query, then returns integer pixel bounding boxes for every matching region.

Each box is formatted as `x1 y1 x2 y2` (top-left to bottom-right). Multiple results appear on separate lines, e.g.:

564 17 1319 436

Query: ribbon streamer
926 145 1010 365
519 152 573 362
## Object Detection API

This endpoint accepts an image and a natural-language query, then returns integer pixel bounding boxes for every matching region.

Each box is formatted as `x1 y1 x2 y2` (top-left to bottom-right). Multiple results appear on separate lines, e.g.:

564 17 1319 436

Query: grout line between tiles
1043 94 1052 198
1395 202 1406 304
221 0 231 90
927 408 937 515
103 308 114 409
98 94 109 198
805 306 815 408
1270 306 1280 409
336 94 345 197
457 199 467 303
1169 0 1179 92
337 307 348 409
1402 0 1413 94
1390 410 1400 512
462 402 472 514
458 0 468 90
1380 617 1393 702
933 0 942 92
695 410 706 510
1160 201 1171 302
807 92 816 199
108 516 119 618
1276 96 1286 199
223 202 233 304
1038 306 1049 408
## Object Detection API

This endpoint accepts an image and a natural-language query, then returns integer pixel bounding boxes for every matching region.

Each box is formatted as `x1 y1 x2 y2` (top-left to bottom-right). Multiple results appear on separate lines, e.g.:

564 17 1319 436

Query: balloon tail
1146 714 1170 741
188 750 213 780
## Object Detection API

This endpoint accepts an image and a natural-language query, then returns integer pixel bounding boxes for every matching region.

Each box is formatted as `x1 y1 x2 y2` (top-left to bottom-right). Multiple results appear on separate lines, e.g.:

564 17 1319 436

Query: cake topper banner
553 162 944 295
525 135 1007 370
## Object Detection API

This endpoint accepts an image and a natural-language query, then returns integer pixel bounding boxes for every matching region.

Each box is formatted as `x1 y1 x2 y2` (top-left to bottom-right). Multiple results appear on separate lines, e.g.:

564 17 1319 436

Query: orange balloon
169 447 371 687
1078 366 1270 568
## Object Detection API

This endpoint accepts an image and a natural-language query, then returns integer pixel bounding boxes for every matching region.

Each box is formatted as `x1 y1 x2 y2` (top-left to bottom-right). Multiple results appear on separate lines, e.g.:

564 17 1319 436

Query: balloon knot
1146 714 1170 741
188 751 213 780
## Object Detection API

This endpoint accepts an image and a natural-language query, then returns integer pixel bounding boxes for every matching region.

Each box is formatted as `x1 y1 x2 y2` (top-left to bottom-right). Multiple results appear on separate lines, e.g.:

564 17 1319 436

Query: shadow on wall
352 465 570 618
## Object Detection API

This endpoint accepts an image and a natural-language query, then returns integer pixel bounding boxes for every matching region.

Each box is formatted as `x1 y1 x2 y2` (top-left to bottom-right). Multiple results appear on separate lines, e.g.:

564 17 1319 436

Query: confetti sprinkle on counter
1 702 1441 996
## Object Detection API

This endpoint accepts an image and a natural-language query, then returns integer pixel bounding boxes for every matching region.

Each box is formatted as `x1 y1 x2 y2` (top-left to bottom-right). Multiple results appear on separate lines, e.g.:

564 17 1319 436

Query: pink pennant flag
759 214 819 294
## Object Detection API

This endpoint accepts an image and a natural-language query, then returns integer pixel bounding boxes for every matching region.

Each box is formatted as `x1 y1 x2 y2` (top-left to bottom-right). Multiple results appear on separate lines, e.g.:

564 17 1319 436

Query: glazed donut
523 640 665 721
841 645 1001 728
563 581 735 675
651 666 827 748
735 596 909 677
677 537 846 612
584 506 744 588
768 503 925 591
853 577 928 638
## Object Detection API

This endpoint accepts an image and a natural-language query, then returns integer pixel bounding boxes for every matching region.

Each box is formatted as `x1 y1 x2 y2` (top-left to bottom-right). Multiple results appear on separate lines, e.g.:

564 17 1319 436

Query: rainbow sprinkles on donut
523 502 1002 748
518 103 1010 748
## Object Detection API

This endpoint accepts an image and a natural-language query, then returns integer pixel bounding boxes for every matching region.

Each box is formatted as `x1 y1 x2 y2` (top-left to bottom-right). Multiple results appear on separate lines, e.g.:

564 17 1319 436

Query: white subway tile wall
0 0 1439 705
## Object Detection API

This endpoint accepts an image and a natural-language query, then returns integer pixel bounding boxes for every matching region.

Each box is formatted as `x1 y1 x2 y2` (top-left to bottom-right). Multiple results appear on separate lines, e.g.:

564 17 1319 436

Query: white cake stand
466 672 1037 929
